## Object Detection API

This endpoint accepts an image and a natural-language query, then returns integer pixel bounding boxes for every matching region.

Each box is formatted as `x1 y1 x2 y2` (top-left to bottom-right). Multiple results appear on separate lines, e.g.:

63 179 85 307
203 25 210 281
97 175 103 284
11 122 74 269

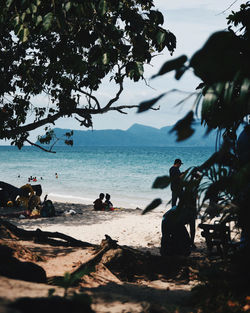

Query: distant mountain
47 122 217 147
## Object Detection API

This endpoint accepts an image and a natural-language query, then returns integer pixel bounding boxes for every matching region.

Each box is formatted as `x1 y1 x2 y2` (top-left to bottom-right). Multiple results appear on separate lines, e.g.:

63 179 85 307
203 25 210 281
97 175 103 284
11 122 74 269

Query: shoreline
46 191 172 212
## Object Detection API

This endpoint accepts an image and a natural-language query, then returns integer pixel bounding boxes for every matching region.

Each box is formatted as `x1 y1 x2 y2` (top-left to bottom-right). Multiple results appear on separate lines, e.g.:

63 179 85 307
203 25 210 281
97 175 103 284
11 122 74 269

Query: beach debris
64 209 76 216
0 218 94 248
55 234 193 287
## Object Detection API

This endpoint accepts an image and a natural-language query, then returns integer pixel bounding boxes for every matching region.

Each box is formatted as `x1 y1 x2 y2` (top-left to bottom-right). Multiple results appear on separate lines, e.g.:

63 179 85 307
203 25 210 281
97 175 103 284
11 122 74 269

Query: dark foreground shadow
81 281 194 312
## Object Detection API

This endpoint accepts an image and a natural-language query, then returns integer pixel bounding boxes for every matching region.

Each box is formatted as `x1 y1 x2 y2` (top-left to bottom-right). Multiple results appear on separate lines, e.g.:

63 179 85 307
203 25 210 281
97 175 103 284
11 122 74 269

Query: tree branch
216 0 239 15
10 112 63 136
103 70 125 110
76 88 101 110
25 139 56 153
108 104 160 112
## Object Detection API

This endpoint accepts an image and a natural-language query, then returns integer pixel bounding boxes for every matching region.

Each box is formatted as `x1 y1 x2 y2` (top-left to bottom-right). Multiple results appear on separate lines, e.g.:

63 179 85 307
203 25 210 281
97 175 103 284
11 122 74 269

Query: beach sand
0 202 205 313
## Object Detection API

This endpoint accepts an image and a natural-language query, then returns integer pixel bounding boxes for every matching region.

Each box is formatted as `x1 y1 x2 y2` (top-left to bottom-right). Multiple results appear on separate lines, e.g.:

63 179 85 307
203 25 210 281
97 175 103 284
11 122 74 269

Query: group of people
27 173 58 182
0 181 42 209
93 193 114 211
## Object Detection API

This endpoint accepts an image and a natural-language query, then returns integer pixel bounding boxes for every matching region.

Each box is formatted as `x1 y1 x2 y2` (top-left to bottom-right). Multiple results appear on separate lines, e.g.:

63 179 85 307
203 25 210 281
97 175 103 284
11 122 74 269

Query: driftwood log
0 218 94 247
48 234 193 285
0 219 194 286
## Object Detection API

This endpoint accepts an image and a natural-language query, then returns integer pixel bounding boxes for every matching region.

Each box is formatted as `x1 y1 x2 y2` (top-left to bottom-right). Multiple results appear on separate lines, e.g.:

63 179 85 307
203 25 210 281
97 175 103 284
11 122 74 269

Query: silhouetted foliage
140 2 250 252
0 0 176 150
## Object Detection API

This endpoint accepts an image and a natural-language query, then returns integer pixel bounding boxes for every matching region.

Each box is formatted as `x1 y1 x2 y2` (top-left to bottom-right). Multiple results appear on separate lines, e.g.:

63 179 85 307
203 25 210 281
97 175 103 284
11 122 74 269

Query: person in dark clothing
169 158 185 207
93 193 105 211
104 193 113 210
160 206 191 257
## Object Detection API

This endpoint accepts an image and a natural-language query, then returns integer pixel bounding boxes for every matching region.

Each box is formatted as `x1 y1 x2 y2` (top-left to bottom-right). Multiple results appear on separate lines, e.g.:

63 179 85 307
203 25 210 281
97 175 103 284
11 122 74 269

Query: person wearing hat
169 158 184 207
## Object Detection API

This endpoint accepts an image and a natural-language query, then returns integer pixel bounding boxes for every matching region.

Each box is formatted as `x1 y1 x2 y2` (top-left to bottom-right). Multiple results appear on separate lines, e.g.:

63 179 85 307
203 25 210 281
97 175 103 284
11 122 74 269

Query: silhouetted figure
104 193 113 210
93 193 105 211
169 158 185 206
160 206 191 257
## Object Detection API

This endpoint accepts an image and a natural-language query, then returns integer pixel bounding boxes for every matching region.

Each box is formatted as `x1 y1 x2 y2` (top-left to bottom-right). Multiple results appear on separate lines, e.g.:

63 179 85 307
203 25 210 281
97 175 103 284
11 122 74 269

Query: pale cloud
153 0 245 12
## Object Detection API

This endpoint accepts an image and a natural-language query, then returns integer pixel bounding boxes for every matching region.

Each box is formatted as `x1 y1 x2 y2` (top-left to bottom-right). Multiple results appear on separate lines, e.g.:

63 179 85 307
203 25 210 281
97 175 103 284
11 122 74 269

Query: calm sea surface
0 146 214 210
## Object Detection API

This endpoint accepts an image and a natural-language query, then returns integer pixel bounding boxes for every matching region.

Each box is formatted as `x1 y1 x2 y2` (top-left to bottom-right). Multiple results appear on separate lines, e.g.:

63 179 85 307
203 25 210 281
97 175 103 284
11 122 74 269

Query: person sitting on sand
160 206 191 257
93 193 105 211
104 193 113 210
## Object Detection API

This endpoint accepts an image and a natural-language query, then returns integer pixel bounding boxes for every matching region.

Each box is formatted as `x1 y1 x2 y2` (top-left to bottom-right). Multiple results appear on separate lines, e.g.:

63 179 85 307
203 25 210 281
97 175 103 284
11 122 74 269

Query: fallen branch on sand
0 218 94 247
0 219 196 288
48 234 194 288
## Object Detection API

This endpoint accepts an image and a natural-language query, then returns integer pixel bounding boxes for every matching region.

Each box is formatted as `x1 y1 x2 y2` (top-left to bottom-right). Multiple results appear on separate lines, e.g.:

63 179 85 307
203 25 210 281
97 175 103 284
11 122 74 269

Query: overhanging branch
25 139 56 153
103 69 125 110
10 112 63 137
77 88 101 110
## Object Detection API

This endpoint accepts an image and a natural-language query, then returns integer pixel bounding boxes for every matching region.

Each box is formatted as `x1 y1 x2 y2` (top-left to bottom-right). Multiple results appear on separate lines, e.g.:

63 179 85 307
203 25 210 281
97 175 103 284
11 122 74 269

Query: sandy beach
2 201 203 253
0 201 205 313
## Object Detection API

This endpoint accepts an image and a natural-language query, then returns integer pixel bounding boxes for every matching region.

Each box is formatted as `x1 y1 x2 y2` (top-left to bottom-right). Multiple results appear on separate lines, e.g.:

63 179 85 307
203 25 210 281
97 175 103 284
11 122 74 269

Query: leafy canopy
0 0 176 149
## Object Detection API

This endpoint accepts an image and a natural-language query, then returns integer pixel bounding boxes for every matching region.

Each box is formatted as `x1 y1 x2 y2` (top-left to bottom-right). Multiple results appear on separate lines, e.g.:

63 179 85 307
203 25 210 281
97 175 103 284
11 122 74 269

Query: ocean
0 146 214 210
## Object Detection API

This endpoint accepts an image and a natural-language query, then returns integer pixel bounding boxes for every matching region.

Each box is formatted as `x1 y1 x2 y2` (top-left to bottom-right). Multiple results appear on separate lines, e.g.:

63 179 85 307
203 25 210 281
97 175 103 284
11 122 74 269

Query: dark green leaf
175 66 187 80
135 61 144 77
148 10 164 25
152 175 171 189
169 111 195 141
156 30 165 45
13 16 20 27
151 55 187 79
142 198 162 215
190 31 241 83
98 0 107 16
137 93 165 113
196 83 205 90
6 0 14 8
36 15 43 26
43 12 53 31
239 78 250 105
31 4 37 13
21 27 29 42
65 2 71 11
102 53 109 65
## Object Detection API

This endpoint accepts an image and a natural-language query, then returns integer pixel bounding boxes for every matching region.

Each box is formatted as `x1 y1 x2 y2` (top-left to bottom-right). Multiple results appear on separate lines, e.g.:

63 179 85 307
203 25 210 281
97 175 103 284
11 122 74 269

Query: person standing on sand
169 158 186 207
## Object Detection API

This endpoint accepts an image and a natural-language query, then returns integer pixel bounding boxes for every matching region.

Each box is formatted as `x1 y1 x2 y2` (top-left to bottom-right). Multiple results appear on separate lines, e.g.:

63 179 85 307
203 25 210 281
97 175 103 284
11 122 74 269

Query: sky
1 0 247 144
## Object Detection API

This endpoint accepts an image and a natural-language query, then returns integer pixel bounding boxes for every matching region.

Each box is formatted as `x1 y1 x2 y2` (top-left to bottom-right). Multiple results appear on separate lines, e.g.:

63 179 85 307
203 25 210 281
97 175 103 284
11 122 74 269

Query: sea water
0 146 214 210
